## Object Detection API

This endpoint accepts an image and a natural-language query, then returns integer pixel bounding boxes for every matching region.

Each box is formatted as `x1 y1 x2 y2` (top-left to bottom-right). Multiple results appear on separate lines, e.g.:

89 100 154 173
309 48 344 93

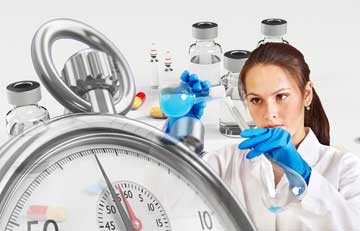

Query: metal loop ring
31 18 136 114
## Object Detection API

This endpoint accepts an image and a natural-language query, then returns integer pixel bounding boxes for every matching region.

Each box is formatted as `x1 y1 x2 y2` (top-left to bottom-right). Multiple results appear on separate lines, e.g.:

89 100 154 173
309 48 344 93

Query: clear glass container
150 43 160 89
160 82 225 118
6 104 50 136
219 50 254 137
189 22 222 85
159 50 176 89
188 22 222 124
257 18 289 46
5 81 50 137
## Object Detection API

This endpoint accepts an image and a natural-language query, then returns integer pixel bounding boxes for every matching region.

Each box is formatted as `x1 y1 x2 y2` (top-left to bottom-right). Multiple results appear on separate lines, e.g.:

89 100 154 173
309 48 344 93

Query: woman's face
244 64 312 145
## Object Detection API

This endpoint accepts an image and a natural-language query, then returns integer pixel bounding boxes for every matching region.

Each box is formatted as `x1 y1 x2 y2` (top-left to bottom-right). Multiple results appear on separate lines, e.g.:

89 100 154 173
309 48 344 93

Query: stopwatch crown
61 49 120 97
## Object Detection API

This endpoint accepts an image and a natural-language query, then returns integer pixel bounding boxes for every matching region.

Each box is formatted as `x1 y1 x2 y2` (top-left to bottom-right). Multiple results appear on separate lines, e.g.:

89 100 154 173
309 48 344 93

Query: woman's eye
249 98 261 104
277 94 288 101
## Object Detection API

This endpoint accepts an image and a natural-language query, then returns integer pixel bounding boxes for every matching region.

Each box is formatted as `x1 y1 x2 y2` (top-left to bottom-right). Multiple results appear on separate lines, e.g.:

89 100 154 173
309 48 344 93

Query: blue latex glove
238 128 312 185
165 70 210 133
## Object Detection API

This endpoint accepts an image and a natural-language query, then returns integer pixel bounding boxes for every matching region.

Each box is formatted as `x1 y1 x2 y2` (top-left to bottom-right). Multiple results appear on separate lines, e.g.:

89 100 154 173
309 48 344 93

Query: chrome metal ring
31 18 136 114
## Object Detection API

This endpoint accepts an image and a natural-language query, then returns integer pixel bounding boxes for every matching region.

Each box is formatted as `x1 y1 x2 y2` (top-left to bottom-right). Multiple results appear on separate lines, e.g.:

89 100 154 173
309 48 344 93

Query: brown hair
240 43 330 145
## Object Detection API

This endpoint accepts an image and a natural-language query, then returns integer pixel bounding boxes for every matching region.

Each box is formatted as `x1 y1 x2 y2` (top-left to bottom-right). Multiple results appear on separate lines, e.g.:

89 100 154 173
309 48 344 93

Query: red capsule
136 92 146 101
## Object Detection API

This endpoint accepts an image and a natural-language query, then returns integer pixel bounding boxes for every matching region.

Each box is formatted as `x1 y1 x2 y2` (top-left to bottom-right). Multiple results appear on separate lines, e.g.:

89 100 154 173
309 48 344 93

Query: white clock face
0 144 225 231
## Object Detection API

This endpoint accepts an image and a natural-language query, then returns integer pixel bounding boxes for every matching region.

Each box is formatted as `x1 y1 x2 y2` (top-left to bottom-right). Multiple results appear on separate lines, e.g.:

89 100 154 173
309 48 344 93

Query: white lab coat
203 128 360 230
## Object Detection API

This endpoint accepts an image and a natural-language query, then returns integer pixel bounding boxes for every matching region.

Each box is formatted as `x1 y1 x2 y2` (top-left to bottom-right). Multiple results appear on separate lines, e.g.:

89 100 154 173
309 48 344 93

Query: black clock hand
94 154 135 231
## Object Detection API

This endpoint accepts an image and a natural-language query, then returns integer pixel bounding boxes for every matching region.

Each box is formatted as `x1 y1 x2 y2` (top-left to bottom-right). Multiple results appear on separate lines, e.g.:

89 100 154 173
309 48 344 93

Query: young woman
166 43 360 230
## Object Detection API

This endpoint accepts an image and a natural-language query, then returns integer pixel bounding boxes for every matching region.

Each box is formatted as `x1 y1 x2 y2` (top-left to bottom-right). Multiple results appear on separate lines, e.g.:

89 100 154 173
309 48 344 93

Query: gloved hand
238 128 312 185
165 70 210 133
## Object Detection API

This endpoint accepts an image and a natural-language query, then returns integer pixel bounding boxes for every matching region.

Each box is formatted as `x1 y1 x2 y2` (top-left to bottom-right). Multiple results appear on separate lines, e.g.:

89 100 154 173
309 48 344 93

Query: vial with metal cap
5 81 50 136
189 21 222 84
258 18 288 46
189 21 222 124
219 50 254 136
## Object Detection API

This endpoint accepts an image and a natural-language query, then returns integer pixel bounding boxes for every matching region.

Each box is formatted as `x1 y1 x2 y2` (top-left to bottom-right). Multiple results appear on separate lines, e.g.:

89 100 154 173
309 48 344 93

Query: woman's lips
267 124 283 128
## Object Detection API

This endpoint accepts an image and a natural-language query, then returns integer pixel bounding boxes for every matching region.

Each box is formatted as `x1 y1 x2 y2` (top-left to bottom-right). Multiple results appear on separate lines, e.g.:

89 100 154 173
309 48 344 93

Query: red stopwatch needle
117 184 143 231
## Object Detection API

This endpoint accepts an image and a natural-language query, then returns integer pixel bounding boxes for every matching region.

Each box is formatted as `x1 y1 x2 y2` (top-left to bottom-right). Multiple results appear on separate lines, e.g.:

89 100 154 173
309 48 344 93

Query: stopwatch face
97 181 170 230
0 114 254 231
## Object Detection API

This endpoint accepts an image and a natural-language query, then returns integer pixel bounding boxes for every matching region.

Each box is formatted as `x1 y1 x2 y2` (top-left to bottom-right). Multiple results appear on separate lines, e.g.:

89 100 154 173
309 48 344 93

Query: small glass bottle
164 50 173 72
189 22 222 124
257 18 288 46
158 50 176 89
5 80 50 137
150 43 160 89
189 22 222 84
219 50 254 137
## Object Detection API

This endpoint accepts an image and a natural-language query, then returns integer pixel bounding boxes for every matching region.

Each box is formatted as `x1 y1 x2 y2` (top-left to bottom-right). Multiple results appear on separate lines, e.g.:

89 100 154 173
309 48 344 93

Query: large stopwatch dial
0 143 226 230
0 115 254 230
97 181 170 230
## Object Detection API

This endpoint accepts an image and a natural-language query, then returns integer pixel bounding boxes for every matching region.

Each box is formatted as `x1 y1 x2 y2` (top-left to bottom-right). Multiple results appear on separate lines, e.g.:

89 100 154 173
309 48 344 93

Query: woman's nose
263 102 279 120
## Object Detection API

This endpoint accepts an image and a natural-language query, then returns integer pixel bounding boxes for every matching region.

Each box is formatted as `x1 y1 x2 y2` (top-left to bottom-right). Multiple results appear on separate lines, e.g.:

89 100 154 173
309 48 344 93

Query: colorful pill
27 205 47 220
136 91 146 101
131 97 142 110
85 181 106 195
27 205 66 221
47 207 66 221
131 92 146 110
150 106 168 119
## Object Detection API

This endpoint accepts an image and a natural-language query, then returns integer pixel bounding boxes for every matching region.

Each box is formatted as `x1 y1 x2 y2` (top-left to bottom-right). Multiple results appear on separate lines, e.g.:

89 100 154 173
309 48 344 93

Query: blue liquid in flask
160 83 224 118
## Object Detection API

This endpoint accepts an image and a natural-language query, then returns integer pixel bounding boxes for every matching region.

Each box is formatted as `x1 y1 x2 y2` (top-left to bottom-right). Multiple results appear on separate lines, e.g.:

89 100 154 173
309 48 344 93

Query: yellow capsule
47 207 66 222
131 96 143 110
150 106 168 119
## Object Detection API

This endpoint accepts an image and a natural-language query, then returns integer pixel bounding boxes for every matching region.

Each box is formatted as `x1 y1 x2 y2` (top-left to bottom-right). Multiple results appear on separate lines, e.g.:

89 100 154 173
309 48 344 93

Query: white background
0 0 359 154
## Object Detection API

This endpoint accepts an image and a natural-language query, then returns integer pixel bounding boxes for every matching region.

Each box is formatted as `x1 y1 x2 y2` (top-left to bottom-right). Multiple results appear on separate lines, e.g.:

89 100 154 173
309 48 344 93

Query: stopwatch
0 19 255 231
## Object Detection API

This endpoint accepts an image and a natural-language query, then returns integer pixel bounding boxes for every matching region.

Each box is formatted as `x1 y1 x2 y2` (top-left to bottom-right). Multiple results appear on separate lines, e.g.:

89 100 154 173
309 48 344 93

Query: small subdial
97 181 171 231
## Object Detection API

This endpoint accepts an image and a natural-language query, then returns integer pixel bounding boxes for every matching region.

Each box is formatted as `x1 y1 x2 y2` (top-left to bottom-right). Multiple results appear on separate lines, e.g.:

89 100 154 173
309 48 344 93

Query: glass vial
150 43 160 89
5 81 50 137
158 50 175 89
258 18 288 46
164 50 173 72
189 22 222 84
219 50 254 137
189 22 222 124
